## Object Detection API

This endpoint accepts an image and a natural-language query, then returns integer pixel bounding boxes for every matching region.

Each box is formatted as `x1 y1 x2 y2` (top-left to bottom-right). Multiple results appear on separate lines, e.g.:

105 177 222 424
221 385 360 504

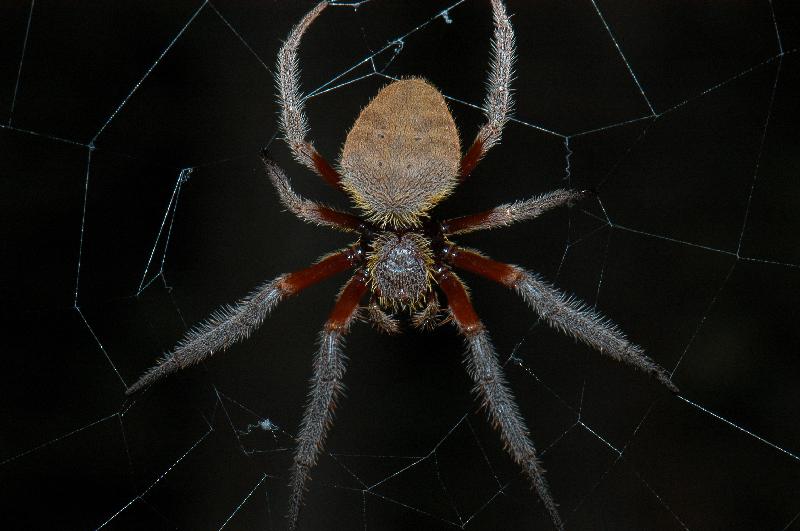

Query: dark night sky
1 1 798 530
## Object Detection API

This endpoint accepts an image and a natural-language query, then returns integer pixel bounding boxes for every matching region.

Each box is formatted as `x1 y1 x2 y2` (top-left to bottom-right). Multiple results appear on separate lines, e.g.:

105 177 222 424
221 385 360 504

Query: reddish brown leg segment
288 271 368 529
441 209 493 235
459 138 485 181
281 247 363 294
442 189 587 235
436 269 483 335
126 247 359 395
311 150 344 190
326 270 369 330
444 246 679 392
263 154 360 231
313 207 362 230
276 2 346 193
457 0 515 181
435 267 564 529
443 245 521 287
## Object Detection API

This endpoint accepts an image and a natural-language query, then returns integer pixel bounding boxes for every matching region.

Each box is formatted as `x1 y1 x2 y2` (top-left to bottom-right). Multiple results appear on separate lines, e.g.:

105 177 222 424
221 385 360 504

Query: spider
127 2 678 529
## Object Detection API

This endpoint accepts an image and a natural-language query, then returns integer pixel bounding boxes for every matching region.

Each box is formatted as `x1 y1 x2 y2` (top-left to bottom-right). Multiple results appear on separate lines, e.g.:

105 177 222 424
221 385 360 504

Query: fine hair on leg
277 2 326 153
126 276 287 395
444 247 678 392
411 291 442 330
276 2 343 188
514 271 678 392
287 272 367 529
127 249 358 395
460 0 516 179
262 153 361 231
366 299 401 335
443 188 586 235
465 330 564 530
480 0 515 150
436 270 563 529
287 329 348 530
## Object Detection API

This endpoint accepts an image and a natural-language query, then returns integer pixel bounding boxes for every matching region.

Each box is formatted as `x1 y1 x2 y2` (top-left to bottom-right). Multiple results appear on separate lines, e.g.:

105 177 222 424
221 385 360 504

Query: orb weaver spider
128 2 677 528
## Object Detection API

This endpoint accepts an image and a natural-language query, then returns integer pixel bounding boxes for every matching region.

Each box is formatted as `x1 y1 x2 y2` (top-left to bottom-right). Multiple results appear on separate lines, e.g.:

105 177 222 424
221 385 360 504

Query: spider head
340 78 461 229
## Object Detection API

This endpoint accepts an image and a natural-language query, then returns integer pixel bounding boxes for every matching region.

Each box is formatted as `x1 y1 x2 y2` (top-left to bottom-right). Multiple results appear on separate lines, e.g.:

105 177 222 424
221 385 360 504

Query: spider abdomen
340 78 461 228
367 232 433 309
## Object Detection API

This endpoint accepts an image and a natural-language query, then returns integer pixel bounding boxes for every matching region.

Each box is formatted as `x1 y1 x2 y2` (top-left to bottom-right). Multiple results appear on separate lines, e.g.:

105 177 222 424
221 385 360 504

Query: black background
1 1 799 530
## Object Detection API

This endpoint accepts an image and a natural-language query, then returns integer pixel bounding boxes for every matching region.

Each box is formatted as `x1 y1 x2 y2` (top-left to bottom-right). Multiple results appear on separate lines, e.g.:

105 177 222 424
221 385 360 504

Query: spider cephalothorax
366 231 433 310
128 2 678 530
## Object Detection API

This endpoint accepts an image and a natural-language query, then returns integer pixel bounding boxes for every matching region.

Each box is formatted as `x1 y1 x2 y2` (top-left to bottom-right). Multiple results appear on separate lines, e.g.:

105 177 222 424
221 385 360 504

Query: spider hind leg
288 271 368 530
436 269 564 530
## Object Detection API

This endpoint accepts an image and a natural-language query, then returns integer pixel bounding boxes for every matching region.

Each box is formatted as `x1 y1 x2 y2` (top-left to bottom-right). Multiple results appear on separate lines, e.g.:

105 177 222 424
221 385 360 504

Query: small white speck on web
258 419 279 432
440 9 453 24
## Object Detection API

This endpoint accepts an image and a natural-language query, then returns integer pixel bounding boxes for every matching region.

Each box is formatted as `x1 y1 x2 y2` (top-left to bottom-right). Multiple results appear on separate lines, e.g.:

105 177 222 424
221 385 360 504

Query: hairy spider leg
125 247 361 395
436 268 564 530
277 1 344 190
263 152 364 232
288 270 369 530
442 189 587 235
460 0 515 180
444 246 679 392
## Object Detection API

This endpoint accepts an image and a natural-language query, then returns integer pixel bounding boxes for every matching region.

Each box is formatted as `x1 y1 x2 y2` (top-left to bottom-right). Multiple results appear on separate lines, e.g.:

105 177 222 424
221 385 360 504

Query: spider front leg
277 1 343 190
444 246 679 392
288 270 368 530
460 0 515 180
125 247 361 395
436 268 564 530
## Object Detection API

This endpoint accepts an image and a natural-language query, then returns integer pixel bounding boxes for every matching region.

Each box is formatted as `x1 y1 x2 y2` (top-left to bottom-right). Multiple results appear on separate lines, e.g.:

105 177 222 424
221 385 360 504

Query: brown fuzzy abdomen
340 78 461 227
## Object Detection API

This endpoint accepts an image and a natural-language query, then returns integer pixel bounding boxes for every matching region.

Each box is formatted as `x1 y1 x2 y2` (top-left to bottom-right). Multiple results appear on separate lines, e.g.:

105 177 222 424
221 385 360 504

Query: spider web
2 0 799 529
